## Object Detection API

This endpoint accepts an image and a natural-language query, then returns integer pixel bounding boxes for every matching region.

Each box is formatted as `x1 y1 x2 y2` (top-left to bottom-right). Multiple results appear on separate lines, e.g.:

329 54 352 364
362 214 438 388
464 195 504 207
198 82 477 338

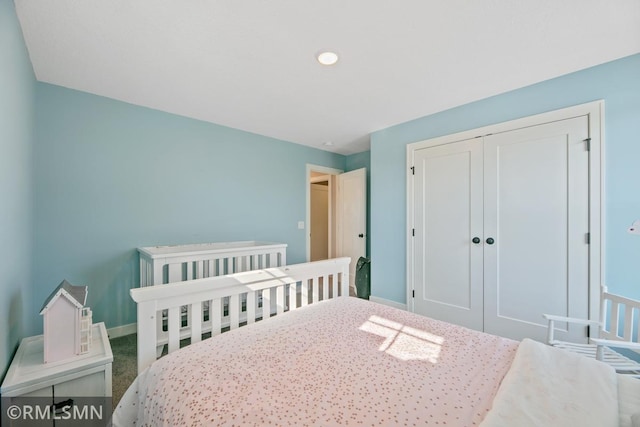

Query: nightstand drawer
55 370 107 397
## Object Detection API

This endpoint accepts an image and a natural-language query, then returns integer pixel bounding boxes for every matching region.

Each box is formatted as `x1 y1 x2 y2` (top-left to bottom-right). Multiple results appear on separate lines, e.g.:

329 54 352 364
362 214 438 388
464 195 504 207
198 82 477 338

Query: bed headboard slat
190 301 202 345
210 298 222 337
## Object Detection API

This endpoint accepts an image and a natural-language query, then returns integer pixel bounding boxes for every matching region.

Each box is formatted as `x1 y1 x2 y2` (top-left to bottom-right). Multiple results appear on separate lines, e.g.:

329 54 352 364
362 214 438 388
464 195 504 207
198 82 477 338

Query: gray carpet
109 333 138 408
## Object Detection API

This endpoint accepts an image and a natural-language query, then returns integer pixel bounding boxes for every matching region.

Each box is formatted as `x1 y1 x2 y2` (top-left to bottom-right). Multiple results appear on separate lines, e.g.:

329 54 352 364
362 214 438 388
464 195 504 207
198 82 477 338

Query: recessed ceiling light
317 51 339 66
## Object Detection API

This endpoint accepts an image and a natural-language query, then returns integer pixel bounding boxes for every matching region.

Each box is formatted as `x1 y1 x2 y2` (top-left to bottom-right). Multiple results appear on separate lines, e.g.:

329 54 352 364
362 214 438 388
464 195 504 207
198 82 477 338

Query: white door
412 116 590 343
337 168 367 292
413 139 484 330
483 116 590 342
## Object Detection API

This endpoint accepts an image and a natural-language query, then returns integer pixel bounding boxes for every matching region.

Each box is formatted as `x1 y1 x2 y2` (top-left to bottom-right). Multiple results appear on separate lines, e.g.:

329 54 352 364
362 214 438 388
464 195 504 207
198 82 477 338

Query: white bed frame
138 241 288 355
138 241 287 286
131 257 351 373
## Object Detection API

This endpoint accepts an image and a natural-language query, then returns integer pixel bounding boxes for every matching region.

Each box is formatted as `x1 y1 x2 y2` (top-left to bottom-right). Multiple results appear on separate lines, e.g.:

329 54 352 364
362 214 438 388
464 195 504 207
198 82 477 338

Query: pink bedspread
114 297 517 426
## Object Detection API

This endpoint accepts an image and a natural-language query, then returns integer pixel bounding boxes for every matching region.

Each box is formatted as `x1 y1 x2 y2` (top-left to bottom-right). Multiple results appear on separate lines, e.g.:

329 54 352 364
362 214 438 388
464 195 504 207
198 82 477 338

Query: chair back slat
600 290 640 343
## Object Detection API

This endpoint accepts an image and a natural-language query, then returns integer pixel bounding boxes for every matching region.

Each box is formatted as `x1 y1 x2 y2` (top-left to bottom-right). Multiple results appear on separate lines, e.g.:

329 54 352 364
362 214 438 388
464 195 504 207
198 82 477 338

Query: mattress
114 297 517 426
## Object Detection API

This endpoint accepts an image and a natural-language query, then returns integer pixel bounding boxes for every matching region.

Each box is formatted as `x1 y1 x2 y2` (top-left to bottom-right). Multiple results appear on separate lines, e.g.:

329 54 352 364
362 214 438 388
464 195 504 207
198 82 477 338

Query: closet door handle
472 237 481 244
358 233 364 238
486 237 495 245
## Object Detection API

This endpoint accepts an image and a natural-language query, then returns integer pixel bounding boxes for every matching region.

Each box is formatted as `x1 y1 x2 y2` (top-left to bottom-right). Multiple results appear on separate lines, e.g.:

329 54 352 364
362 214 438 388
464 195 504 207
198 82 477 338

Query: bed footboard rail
131 257 351 373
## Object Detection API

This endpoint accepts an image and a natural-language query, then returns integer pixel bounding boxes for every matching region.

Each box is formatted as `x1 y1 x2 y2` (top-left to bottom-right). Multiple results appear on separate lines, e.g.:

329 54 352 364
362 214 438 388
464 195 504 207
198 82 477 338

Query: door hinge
411 166 415 175
412 290 415 298
412 228 415 237
584 138 591 151
587 325 591 338
586 232 590 244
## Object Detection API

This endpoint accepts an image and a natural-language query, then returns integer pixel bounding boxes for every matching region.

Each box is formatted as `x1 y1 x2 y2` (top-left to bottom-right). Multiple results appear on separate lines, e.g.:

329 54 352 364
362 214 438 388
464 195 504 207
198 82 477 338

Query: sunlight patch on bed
359 315 443 363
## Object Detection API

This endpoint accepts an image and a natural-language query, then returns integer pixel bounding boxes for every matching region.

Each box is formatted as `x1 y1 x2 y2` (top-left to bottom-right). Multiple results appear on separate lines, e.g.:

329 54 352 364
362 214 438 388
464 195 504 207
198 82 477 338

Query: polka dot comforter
114 297 517 426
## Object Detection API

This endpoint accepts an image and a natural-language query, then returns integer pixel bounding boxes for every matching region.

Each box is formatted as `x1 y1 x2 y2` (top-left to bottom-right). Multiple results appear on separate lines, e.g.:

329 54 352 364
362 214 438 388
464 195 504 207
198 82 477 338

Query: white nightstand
1 322 113 398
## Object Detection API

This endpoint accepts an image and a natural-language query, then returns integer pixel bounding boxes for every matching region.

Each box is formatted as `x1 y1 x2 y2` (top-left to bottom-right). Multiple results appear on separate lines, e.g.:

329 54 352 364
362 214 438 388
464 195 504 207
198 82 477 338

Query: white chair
544 287 640 375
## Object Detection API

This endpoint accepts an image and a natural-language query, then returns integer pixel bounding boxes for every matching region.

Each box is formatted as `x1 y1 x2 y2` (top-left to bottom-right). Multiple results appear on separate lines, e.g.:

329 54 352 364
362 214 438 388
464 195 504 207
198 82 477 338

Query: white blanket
480 338 619 427
619 374 640 427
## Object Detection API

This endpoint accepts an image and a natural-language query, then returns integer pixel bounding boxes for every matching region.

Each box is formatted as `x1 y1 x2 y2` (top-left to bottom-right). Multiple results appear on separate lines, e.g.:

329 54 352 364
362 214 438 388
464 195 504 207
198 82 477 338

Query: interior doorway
310 177 330 261
306 165 367 293
306 165 342 262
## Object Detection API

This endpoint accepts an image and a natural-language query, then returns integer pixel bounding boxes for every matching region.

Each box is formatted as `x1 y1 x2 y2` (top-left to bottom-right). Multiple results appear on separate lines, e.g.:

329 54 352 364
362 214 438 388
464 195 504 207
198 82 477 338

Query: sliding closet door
483 116 590 343
413 139 484 330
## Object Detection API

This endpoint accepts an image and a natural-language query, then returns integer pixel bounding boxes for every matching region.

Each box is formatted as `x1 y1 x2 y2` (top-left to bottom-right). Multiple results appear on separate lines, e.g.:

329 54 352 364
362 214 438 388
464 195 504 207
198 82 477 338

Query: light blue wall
345 150 370 172
0 0 35 379
346 151 371 257
32 84 345 332
371 53 640 304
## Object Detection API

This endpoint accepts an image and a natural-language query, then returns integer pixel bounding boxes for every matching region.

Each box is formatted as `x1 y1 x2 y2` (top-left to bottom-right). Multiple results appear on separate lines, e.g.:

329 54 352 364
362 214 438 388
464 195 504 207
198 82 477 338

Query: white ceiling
14 0 640 155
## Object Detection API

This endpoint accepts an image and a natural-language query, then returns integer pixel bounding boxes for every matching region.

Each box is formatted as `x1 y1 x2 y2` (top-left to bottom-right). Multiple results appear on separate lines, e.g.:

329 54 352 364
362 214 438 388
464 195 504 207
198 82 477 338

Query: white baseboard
107 323 136 339
369 296 407 311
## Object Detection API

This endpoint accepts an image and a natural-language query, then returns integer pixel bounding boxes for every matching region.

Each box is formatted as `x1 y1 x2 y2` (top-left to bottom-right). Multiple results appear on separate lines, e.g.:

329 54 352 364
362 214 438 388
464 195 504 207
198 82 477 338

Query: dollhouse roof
39 280 88 314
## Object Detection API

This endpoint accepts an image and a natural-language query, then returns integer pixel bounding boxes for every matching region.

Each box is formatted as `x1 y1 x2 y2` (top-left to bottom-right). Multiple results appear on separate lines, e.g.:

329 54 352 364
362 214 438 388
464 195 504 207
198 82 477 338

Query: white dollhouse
39 280 93 363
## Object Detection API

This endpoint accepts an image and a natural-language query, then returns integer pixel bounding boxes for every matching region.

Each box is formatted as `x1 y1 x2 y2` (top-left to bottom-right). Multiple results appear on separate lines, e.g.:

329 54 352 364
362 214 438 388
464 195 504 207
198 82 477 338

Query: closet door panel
413 139 483 330
483 116 590 342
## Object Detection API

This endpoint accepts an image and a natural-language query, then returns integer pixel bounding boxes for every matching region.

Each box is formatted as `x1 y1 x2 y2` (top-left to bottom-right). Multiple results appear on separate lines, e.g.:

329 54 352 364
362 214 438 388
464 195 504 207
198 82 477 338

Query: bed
114 257 640 427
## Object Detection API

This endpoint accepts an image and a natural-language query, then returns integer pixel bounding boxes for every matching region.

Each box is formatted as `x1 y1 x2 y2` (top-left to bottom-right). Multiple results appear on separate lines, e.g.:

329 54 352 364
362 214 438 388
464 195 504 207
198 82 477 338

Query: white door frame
306 164 343 262
406 100 604 322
